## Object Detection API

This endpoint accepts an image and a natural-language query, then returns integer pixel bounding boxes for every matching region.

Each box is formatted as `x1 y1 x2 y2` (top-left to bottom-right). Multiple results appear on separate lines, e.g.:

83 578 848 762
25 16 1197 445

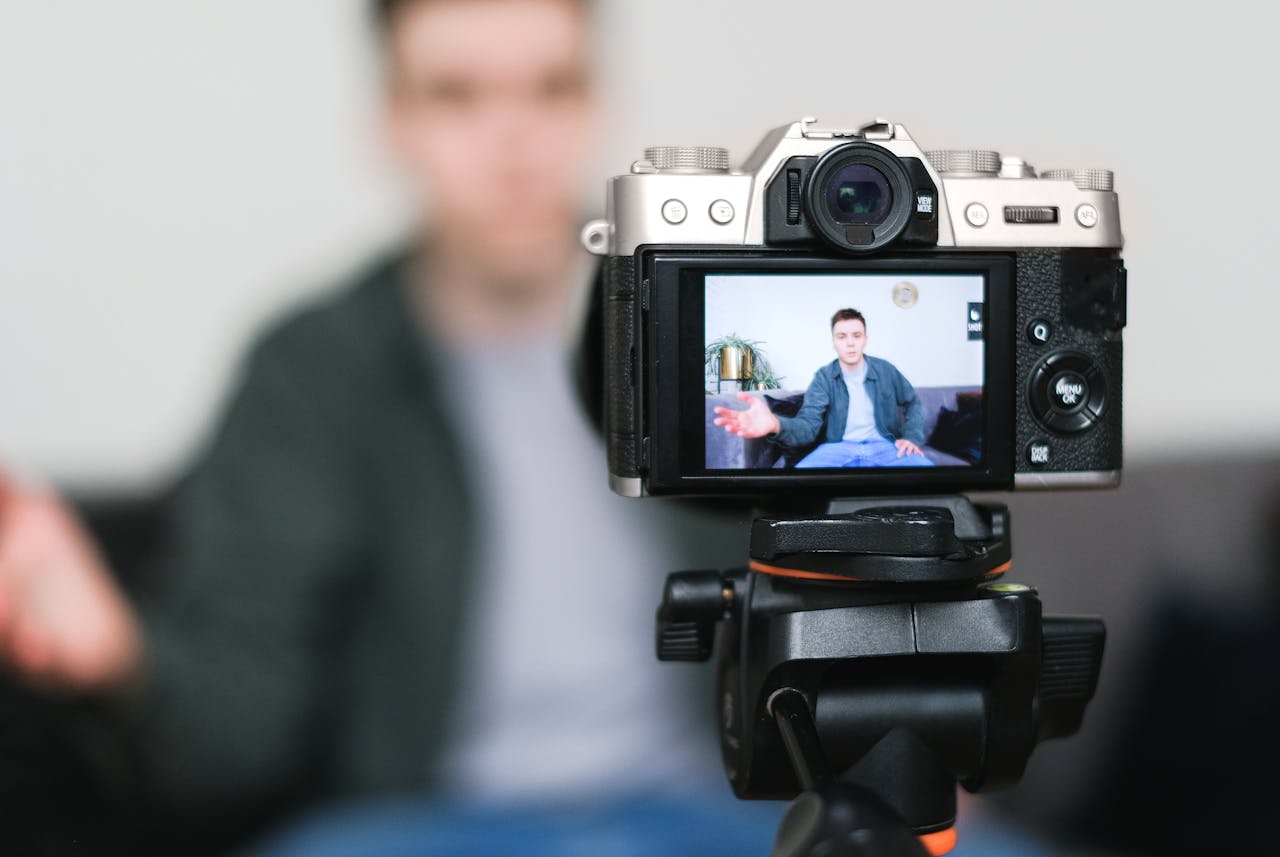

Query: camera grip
604 255 641 478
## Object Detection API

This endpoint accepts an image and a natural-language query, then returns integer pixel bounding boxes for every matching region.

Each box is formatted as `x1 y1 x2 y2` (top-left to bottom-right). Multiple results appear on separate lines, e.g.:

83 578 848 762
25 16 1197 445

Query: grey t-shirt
434 332 718 803
841 361 883 443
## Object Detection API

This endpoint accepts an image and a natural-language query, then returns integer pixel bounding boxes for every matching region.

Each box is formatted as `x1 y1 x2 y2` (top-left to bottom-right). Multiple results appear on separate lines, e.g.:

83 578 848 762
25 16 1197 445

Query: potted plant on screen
705 334 783 393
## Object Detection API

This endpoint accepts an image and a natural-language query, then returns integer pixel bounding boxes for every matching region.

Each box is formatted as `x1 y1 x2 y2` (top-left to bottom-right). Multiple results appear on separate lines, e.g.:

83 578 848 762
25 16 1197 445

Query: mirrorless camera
582 118 1126 498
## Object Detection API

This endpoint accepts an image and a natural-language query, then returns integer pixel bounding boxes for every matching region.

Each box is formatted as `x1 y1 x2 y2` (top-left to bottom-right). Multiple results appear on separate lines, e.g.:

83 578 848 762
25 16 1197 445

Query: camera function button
999 156 1036 179
964 203 989 228
914 191 936 220
1048 370 1090 413
1027 319 1054 344
1029 353 1108 434
1026 441 1053 467
708 199 735 225
1082 368 1108 419
661 199 688 225
1075 204 1099 228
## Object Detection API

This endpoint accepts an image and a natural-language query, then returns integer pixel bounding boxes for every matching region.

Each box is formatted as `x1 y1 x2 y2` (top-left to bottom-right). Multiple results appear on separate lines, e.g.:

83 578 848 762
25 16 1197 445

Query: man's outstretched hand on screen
713 392 781 439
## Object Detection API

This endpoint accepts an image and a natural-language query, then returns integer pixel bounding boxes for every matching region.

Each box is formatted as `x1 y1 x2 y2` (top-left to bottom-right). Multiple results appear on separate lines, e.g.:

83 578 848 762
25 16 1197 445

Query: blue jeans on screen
795 438 936 469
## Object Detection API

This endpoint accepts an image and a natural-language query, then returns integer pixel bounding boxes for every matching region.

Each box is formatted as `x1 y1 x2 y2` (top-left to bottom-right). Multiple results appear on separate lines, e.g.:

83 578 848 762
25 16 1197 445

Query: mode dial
1042 168 1115 192
925 150 1002 176
643 146 730 173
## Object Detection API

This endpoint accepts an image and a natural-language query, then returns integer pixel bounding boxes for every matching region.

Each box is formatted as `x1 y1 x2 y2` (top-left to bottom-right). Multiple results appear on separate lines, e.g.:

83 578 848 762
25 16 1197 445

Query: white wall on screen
705 274 984 391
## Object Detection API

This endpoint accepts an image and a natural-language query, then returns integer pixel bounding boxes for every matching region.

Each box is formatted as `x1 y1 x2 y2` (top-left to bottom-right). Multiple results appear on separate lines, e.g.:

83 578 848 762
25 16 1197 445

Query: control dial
925 149 1002 176
643 146 730 173
1042 168 1115 192
1028 352 1108 434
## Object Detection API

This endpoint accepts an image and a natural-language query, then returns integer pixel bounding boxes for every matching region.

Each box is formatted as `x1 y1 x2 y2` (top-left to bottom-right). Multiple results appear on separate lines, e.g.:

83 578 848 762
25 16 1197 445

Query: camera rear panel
602 247 1124 497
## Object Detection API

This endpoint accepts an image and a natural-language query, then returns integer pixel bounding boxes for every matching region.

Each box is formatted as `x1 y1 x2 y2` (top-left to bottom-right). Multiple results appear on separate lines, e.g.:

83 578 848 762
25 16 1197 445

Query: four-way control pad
1028 352 1107 434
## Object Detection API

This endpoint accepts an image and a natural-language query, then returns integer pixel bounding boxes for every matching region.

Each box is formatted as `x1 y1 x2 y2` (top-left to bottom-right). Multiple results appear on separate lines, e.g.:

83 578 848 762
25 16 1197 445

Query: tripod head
657 496 1104 856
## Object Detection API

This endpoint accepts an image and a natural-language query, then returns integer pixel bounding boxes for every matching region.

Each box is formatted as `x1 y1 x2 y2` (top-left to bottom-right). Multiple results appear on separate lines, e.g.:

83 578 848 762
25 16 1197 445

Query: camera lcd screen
702 272 986 473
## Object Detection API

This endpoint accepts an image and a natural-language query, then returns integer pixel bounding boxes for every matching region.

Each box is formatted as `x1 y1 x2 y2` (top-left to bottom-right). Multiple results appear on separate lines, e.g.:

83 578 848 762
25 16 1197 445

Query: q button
1027 319 1053 345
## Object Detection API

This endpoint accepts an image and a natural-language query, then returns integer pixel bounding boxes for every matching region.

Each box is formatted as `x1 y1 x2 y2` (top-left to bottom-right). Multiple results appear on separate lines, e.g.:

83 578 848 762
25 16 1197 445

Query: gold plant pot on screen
719 345 754 381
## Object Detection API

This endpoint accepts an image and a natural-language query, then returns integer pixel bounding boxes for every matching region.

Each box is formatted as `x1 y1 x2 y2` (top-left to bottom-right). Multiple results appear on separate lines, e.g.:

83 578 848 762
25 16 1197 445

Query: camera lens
804 143 914 253
825 163 893 225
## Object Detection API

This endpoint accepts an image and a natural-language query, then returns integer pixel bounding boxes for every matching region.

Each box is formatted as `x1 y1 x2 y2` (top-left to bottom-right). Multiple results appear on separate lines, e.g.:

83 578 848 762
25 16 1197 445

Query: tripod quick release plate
749 498 1010 583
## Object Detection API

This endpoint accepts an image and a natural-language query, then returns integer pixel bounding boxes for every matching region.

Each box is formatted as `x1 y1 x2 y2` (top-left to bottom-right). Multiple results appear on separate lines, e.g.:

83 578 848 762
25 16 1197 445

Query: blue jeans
241 795 1057 857
242 795 787 857
795 438 936 469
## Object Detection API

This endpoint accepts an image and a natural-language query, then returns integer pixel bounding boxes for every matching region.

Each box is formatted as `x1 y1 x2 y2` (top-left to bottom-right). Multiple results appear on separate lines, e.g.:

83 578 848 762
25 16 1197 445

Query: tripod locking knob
656 571 729 662
1038 615 1106 740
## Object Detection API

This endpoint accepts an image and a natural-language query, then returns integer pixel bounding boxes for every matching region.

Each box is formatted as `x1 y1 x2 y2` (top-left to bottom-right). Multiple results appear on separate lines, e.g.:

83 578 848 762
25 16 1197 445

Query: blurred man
0 0 768 852
714 308 933 468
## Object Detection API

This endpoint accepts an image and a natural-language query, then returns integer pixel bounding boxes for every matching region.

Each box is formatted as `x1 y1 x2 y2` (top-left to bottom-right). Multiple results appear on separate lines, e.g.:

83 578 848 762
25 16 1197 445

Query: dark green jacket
117 251 742 811
776 356 925 449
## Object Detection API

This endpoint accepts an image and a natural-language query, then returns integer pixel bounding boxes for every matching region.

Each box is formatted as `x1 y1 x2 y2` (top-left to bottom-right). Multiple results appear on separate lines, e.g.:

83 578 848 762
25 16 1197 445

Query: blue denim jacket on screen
775 356 924 448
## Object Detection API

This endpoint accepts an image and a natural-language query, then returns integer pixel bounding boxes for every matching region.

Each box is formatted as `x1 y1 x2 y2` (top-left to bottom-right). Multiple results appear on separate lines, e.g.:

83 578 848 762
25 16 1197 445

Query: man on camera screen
714 308 933 468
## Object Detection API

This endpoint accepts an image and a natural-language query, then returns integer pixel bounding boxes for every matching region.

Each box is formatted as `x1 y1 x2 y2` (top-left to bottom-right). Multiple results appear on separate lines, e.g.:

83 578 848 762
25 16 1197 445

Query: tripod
656 497 1105 857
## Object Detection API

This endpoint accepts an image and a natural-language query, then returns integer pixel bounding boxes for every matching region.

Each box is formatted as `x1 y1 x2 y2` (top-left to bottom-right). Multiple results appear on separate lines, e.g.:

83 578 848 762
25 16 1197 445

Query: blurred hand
713 393 781 440
0 473 143 694
895 439 924 458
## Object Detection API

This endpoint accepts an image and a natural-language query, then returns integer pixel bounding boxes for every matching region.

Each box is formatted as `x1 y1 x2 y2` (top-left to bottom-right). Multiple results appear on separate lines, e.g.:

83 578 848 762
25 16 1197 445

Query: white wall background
2 1 1278 490
706 274 984 389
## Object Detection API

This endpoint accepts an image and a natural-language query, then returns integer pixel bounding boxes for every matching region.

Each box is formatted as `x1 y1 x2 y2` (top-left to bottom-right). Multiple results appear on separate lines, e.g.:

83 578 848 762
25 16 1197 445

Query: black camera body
583 118 1126 498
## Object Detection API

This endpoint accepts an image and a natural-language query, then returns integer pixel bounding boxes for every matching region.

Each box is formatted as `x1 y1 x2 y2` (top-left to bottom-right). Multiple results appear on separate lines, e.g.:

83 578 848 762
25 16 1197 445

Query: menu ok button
1049 370 1090 411
1029 352 1107 433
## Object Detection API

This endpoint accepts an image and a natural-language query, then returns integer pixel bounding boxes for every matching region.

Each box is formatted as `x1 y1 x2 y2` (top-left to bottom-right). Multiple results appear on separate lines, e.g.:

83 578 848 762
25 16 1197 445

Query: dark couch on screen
704 386 983 469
